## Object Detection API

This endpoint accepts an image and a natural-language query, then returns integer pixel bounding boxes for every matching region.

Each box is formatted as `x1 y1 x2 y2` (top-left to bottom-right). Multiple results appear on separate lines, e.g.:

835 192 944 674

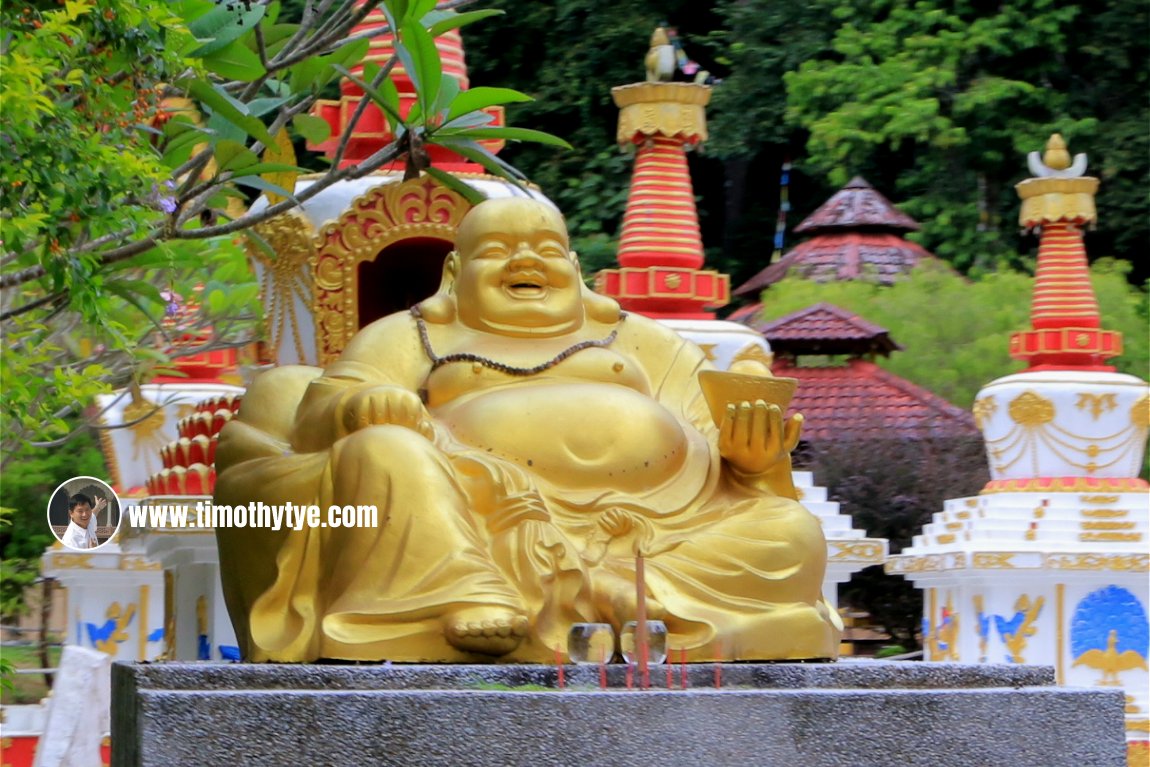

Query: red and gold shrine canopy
733 177 935 296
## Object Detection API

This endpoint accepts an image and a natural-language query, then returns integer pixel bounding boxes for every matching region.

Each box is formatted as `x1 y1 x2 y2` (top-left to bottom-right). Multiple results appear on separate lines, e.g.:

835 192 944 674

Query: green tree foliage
1 0 565 458
754 259 1148 410
780 0 1148 276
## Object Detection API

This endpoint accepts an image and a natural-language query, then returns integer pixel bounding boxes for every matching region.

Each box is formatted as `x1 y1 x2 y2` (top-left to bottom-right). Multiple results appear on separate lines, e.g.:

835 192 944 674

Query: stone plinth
112 662 1127 766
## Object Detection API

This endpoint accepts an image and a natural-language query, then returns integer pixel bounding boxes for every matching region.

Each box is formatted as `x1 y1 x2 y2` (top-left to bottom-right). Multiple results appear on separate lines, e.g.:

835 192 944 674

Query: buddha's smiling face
453 199 584 336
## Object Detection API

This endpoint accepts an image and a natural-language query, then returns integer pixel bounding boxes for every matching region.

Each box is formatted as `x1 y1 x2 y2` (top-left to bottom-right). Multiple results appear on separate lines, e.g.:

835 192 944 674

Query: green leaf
434 136 528 183
215 140 259 171
228 162 305 179
423 167 486 206
246 96 291 118
327 37 371 71
402 22 440 120
188 80 273 144
289 57 325 92
292 114 332 144
432 72 460 120
187 3 266 57
439 126 572 149
426 9 503 38
409 0 438 21
203 40 265 82
231 175 298 201
444 87 532 123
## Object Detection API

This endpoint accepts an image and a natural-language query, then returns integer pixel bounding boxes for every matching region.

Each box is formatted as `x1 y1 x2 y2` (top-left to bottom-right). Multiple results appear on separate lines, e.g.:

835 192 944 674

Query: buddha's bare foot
444 606 529 656
594 570 665 627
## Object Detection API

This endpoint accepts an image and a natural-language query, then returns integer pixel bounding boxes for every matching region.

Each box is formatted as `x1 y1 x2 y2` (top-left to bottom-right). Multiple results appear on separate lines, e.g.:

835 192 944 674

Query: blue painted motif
85 620 116 647
197 633 211 661
1071 586 1149 660
994 611 1026 662
146 627 164 643
218 645 241 661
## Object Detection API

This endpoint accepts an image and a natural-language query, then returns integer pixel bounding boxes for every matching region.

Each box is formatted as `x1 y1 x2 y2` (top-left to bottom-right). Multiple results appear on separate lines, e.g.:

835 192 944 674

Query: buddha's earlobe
416 252 459 322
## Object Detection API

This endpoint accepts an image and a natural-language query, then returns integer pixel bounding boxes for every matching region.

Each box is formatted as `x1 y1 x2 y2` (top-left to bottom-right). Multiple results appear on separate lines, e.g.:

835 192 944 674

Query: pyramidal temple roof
776 358 977 442
794 176 920 234
733 177 938 296
752 302 901 358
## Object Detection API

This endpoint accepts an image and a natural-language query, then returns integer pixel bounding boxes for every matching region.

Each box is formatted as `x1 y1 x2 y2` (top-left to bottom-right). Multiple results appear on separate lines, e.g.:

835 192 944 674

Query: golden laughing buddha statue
214 197 842 663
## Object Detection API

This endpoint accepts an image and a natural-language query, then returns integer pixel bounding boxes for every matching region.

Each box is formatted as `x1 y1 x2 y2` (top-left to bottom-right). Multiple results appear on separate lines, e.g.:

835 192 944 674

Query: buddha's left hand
718 400 803 476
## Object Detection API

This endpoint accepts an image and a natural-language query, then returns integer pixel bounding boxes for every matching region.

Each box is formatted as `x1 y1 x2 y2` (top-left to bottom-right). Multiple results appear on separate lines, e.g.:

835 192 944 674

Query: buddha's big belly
434 382 691 490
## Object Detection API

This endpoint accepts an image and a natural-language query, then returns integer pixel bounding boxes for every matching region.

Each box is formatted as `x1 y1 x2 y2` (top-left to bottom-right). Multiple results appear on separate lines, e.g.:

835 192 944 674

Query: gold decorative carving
830 541 884 561
1082 509 1129 519
972 396 997 429
1081 521 1135 531
696 343 717 362
973 594 988 662
1076 392 1117 420
1046 553 1148 571
926 592 959 662
973 552 1016 569
936 533 956 545
51 554 94 569
1128 719 1150 732
1001 595 1044 663
313 177 471 363
1132 395 1150 429
1080 532 1142 542
95 602 136 654
1016 176 1098 226
247 212 317 364
612 82 710 144
120 556 161 571
1009 391 1055 426
1072 628 1148 686
161 570 175 661
1082 495 1121 504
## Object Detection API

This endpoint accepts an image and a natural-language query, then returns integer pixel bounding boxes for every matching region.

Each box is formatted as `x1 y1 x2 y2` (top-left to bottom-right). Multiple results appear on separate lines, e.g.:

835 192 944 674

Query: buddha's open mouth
504 274 547 298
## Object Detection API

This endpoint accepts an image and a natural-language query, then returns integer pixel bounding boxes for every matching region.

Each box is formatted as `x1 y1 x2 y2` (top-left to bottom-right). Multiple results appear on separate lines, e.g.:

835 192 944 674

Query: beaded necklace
411 305 626 376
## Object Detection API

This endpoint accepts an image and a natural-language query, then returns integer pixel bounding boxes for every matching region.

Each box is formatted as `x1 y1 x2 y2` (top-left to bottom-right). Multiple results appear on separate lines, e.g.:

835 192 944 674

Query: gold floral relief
1075 392 1117 420
972 396 997 429
312 177 472 363
1009 391 1056 427
1132 395 1150 429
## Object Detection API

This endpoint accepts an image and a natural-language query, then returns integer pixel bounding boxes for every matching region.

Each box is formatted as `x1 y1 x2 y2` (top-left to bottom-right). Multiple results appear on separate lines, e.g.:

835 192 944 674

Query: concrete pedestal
112 661 1127 766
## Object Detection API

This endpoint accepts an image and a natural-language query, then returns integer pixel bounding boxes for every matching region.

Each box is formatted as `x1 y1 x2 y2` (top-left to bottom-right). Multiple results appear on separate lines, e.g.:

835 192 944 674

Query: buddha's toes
444 607 529 656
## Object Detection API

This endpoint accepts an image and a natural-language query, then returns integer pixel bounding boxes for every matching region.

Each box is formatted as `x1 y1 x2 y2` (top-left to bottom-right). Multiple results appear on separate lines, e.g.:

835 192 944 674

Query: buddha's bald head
456 198 569 257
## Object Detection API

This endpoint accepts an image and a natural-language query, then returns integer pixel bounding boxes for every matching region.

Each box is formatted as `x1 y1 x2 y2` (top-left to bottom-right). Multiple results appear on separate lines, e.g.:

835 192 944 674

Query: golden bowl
698 370 798 427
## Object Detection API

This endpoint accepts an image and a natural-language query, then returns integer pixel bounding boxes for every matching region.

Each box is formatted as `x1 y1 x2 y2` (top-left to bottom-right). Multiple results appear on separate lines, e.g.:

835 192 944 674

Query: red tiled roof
755 303 901 357
733 232 935 295
794 176 920 234
776 358 977 442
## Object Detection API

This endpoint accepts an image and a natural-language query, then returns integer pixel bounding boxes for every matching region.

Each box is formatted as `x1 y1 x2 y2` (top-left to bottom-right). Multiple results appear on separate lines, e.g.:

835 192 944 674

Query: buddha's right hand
338 385 434 440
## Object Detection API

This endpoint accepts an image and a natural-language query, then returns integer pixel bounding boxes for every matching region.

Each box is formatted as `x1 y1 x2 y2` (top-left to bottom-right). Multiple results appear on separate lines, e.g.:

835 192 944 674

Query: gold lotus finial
1043 134 1071 170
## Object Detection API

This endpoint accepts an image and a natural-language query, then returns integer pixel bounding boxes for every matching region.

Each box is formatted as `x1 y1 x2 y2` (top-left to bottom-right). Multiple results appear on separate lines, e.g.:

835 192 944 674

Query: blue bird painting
1071 586 1149 686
